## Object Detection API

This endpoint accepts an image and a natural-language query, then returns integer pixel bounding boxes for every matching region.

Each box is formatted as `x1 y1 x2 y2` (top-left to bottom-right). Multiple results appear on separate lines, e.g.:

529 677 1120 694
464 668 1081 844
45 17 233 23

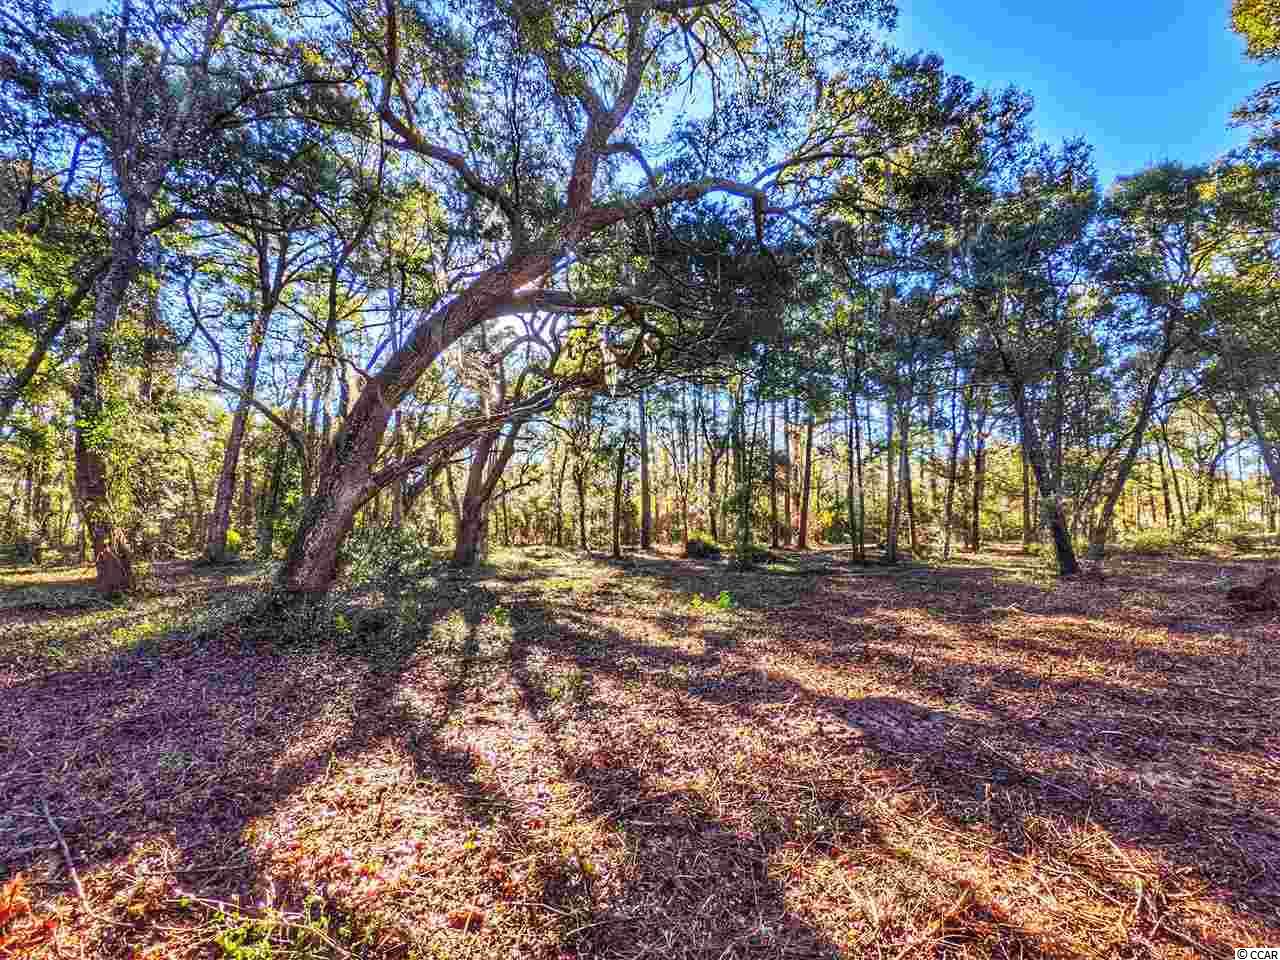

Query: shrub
225 529 243 558
1126 530 1175 556
342 523 437 589
684 531 721 559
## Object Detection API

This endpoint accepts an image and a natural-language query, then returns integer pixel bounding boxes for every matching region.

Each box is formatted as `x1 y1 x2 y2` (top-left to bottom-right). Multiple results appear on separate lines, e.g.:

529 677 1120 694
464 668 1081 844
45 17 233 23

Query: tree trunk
884 404 895 546
612 434 626 559
452 501 488 567
1162 430 1187 526
1243 388 1280 500
707 446 721 542
971 430 986 553
778 399 788 547
576 472 588 551
769 402 779 548
1087 345 1177 561
853 391 866 563
452 435 498 567
1021 433 1033 548
731 387 754 562
257 437 287 558
277 398 483 596
942 368 968 561
901 413 918 558
638 391 652 549
554 452 568 547
276 250 559 596
74 431 133 593
798 410 815 549
74 238 141 594
1010 385 1078 575
204 306 272 563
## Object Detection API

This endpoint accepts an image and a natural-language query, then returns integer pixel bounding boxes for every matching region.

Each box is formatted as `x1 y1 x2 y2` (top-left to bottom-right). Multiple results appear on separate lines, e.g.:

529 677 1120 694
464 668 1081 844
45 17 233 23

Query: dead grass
1 545 1277 958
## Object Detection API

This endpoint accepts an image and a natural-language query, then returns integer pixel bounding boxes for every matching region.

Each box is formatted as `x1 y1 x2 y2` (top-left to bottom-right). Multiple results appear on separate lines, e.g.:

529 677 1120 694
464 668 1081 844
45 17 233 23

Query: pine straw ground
1 546 1278 960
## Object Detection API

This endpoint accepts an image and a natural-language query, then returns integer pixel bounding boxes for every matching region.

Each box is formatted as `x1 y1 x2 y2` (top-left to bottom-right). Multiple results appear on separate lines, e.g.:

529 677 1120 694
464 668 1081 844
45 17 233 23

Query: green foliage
1233 0 1280 60
225 529 243 558
342 524 436 591
1125 530 1177 556
684 531 722 559
1177 511 1220 551
690 590 735 613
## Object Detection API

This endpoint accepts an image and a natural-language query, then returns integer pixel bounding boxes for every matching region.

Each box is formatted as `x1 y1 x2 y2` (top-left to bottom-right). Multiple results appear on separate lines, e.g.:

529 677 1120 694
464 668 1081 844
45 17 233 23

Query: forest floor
1 544 1278 959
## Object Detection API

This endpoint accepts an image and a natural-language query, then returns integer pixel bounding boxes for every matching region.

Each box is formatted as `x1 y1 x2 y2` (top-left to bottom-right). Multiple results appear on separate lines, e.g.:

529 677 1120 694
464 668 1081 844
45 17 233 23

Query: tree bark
1243 388 1280 500
275 249 558 595
74 237 142 594
901 411 918 558
638 391 651 549
783 398 793 545
769 402 779 548
798 410 815 549
1011 386 1078 575
971 428 986 553
575 471 589 551
1087 343 1177 561
1021 429 1033 548
204 279 278 563
612 433 626 559
884 403 895 548
451 435 497 567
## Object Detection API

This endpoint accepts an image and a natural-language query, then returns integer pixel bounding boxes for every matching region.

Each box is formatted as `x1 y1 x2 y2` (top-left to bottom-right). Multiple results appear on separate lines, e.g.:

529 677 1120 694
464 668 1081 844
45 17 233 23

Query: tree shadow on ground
504 556 1279 934
0 570 520 954
2 548 1277 957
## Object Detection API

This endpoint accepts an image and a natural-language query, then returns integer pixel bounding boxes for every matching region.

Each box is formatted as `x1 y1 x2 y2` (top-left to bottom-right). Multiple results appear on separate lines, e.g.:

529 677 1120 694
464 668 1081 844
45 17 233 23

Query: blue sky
58 0 1267 189
891 0 1270 188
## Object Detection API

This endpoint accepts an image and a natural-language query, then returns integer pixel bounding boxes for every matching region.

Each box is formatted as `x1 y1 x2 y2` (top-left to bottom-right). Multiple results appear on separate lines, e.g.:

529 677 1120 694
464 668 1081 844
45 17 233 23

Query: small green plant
548 667 590 705
225 529 243 558
489 605 510 626
690 590 735 613
684 531 721 559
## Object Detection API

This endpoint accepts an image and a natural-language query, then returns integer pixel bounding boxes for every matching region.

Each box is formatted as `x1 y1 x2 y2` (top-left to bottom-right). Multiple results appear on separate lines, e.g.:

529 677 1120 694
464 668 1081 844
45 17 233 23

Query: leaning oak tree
275 0 928 597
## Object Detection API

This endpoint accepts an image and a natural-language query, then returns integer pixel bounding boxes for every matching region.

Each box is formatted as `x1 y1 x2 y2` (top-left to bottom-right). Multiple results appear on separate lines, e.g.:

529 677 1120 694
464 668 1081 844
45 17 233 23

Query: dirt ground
1 545 1277 959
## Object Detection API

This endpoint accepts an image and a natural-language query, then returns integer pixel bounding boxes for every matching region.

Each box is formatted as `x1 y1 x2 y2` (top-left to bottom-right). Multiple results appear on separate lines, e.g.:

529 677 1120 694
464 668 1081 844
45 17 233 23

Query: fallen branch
39 797 86 905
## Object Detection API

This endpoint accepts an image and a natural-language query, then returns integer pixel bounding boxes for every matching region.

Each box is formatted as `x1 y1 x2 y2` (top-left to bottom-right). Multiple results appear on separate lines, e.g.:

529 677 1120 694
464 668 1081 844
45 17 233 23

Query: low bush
1126 530 1176 556
684 531 721 559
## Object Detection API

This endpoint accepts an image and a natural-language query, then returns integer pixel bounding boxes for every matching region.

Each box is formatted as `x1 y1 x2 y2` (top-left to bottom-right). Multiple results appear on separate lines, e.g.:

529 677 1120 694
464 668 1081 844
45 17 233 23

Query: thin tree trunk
612 434 626 559
257 437 287 558
1021 430 1033 548
853 391 866 563
1009 382 1078 575
1087 345 1177 561
783 398 793 544
798 410 815 549
901 412 918 558
554 452 568 547
204 304 272 563
576 473 588 551
884 403 894 546
769 402 779 548
639 391 652 549
971 430 986 553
